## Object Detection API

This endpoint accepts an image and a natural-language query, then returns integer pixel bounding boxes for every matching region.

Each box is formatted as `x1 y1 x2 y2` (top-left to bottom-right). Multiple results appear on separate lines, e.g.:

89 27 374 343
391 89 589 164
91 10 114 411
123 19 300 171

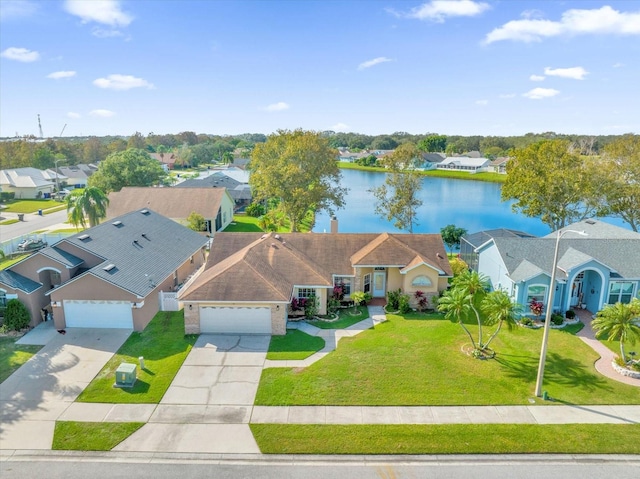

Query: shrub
551 313 564 326
245 202 265 217
4 299 30 331
520 317 534 326
399 293 412 314
327 298 340 314
529 298 544 319
565 310 576 319
304 294 318 319
363 292 372 304
414 290 429 312
387 288 402 311
0 191 16 201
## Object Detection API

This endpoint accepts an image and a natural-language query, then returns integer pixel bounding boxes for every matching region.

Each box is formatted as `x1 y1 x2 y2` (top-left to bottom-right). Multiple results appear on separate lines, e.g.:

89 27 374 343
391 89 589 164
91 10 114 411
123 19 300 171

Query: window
297 288 315 299
363 274 371 294
412 275 432 287
50 271 61 285
0 291 6 307
333 276 353 296
608 281 635 304
526 285 547 304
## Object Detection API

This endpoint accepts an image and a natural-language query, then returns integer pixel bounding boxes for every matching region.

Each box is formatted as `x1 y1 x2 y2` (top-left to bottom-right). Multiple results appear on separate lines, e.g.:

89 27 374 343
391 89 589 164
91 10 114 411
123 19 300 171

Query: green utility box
114 362 137 388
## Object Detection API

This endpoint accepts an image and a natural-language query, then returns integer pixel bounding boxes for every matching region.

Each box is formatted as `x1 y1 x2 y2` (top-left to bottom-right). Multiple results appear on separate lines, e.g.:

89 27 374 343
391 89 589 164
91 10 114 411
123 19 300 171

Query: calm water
313 169 625 237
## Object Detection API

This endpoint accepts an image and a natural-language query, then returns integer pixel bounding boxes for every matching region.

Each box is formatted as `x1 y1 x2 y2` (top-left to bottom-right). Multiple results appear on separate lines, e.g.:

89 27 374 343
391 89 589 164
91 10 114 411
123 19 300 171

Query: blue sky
1 0 639 138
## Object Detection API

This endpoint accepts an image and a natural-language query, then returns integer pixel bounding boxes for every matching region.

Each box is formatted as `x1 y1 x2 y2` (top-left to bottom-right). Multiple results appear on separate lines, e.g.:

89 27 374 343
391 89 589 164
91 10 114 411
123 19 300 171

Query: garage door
200 306 272 334
64 300 134 329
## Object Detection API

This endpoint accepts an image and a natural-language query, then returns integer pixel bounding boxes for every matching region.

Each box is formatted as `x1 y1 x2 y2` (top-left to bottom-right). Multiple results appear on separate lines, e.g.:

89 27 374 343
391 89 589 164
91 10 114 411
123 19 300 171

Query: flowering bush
414 290 429 312
529 298 544 319
333 282 345 300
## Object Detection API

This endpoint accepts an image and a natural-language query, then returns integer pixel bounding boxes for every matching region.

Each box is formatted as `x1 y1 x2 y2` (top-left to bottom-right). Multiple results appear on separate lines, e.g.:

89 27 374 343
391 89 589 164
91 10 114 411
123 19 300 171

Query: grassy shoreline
338 162 506 183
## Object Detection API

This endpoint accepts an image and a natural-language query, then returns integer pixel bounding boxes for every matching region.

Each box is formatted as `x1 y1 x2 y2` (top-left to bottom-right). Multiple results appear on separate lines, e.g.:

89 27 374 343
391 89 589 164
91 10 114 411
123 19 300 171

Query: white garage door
64 300 133 329
200 306 272 334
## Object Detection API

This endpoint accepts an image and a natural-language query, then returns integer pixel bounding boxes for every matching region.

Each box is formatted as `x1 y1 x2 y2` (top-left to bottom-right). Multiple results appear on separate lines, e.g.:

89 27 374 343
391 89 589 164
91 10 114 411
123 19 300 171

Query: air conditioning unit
114 362 137 388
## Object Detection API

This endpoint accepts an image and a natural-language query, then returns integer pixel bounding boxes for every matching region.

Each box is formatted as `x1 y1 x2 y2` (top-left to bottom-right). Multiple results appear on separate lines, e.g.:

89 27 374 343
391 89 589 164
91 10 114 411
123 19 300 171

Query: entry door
571 272 584 307
373 271 386 298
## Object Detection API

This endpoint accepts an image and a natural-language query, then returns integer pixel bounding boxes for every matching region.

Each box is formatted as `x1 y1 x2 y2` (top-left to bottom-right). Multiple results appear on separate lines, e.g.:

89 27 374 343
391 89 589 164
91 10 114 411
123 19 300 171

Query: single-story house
55 164 98 188
469 219 640 316
460 228 537 272
487 157 510 174
436 157 491 172
106 187 234 234
176 172 252 210
0 209 208 330
150 152 177 171
179 229 453 335
0 167 61 199
416 153 446 170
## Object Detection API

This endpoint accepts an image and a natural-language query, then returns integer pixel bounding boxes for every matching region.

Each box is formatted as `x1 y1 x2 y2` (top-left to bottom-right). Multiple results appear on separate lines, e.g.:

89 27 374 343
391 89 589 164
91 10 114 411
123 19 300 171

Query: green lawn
224 215 263 232
3 199 65 213
250 424 640 455
0 254 29 270
255 313 640 406
308 305 369 329
337 162 506 183
77 311 196 404
0 218 19 225
53 421 144 451
267 330 325 360
44 205 67 214
0 336 42 383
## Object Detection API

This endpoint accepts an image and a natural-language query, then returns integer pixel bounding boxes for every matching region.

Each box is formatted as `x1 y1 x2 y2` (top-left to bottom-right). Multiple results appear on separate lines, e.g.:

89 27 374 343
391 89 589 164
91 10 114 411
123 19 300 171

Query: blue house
464 219 640 316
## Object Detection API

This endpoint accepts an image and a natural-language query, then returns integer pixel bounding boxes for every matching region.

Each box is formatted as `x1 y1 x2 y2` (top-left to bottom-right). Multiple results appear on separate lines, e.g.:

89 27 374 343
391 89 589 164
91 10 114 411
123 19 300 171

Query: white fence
1 232 76 256
159 291 180 311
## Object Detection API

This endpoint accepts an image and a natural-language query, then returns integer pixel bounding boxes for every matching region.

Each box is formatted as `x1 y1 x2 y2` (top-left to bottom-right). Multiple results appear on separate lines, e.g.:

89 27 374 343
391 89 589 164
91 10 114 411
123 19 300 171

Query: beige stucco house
0 209 208 331
179 231 453 336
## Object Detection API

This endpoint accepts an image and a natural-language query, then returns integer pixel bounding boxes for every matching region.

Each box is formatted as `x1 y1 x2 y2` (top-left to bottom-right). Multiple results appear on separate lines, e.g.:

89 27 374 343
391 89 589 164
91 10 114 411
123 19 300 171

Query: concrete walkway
574 309 640 387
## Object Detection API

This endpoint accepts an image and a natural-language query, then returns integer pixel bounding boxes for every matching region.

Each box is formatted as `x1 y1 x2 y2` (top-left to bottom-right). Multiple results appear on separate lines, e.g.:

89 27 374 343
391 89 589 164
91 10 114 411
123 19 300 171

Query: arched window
412 275 432 287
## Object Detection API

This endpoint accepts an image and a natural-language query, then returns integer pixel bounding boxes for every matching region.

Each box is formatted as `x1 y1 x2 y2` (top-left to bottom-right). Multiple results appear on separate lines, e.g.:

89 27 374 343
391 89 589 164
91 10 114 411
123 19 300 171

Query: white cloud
331 123 350 132
485 6 640 44
407 1 490 22
499 93 516 98
92 27 126 38
523 87 560 100
89 109 115 118
475 99 488 106
529 74 545 81
544 66 588 80
64 0 132 26
0 0 38 20
265 102 290 112
93 74 154 90
67 112 81 119
358 57 392 70
1 46 39 62
47 70 76 79
613 62 624 68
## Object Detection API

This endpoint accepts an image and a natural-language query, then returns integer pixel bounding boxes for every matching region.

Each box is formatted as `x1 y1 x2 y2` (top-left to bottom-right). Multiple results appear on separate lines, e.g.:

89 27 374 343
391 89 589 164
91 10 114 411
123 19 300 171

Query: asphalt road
1 456 639 479
0 209 68 242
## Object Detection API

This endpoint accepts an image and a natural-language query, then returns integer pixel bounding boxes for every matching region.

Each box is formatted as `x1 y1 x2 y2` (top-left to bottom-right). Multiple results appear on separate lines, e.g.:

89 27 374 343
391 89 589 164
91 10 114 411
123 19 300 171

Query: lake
313 169 625 237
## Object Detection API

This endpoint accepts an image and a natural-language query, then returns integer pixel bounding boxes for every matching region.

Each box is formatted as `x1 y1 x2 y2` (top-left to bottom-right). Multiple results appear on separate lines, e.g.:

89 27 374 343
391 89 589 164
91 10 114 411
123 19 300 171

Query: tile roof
180 232 452 303
0 270 42 293
106 187 231 220
38 246 85 268
55 209 208 297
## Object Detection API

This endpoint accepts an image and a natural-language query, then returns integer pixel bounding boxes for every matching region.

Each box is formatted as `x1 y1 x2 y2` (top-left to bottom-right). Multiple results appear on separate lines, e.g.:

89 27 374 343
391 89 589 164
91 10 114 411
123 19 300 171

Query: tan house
0 209 208 331
107 187 234 234
179 230 453 336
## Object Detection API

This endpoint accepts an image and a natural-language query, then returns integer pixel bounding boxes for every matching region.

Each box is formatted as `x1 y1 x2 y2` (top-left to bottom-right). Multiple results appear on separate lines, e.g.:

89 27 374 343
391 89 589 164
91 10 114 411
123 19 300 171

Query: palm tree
66 186 109 229
481 290 522 350
592 299 640 363
450 270 489 347
438 287 477 351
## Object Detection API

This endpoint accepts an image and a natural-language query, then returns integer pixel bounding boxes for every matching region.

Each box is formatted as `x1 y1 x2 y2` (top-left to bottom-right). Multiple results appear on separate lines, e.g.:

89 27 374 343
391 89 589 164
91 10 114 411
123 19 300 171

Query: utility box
114 362 137 388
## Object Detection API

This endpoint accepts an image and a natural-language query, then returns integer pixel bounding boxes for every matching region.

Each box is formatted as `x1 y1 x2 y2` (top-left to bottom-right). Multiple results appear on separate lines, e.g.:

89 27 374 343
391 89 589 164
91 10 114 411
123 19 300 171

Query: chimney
330 216 338 234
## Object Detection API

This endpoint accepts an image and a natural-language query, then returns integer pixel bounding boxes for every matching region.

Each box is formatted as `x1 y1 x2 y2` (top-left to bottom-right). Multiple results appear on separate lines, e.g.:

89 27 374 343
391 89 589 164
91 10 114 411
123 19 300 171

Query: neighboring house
470 219 640 316
0 167 62 199
179 229 453 335
436 157 491 172
488 157 510 174
150 152 177 171
0 209 208 330
176 172 252 210
461 228 537 272
416 153 446 170
55 164 98 188
107 187 234 234
232 158 250 169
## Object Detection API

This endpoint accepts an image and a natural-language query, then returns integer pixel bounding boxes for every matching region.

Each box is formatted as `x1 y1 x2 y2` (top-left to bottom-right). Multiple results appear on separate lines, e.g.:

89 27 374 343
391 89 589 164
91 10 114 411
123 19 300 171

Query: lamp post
534 228 588 398
53 158 65 194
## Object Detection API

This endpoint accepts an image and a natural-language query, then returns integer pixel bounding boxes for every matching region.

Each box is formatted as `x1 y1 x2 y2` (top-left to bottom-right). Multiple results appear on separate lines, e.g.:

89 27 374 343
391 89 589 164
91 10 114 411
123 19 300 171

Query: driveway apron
0 328 130 450
114 334 269 454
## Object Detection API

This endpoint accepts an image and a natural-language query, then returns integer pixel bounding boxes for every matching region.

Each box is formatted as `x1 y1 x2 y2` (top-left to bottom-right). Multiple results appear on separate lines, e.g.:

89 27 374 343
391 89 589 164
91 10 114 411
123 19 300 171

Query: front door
373 271 386 298
571 272 584 307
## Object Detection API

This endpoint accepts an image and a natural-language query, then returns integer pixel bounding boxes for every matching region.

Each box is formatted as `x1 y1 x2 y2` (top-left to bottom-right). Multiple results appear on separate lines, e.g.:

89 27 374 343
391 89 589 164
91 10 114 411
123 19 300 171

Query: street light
534 228 588 398
53 158 65 195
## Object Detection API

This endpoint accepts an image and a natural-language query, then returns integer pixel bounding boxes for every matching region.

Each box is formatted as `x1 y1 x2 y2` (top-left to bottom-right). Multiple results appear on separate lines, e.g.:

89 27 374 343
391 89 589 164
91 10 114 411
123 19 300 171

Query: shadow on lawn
495 351 611 393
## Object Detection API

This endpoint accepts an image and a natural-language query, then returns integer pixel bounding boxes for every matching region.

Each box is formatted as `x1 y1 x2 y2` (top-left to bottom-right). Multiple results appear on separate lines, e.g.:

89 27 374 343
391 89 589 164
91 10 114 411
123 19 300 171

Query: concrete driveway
114 334 269 454
0 328 130 450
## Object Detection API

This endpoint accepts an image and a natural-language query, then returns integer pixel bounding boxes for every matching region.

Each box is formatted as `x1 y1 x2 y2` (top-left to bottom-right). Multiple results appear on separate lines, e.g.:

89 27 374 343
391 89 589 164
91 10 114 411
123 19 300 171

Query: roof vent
78 234 90 240
112 220 122 226
103 263 116 272
141 233 149 240
261 234 268 239
133 239 140 246
140 209 150 215
271 243 277 248
585 219 596 225
274 234 281 240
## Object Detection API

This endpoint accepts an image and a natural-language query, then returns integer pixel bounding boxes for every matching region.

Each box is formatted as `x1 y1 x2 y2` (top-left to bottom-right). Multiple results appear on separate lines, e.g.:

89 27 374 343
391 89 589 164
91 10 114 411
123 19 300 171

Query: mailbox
115 362 137 388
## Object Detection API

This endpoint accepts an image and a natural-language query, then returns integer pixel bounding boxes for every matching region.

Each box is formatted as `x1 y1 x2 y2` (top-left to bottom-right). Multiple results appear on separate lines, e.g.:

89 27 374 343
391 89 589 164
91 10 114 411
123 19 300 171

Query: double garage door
200 306 272 334
64 300 134 329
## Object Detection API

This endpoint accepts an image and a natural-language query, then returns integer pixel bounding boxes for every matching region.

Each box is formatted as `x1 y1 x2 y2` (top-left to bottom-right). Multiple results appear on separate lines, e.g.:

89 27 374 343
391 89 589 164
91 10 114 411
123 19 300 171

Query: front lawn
308 305 369 329
267 330 325 360
250 424 640 455
0 254 29 270
0 336 42 383
53 421 144 451
255 313 640 406
77 311 196 403
3 199 65 213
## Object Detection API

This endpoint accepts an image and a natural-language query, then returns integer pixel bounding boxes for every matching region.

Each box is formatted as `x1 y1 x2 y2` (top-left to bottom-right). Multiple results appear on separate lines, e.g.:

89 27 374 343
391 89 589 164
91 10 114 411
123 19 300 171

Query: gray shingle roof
463 228 537 249
57 209 208 297
38 246 84 268
0 270 42 293
544 219 640 239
